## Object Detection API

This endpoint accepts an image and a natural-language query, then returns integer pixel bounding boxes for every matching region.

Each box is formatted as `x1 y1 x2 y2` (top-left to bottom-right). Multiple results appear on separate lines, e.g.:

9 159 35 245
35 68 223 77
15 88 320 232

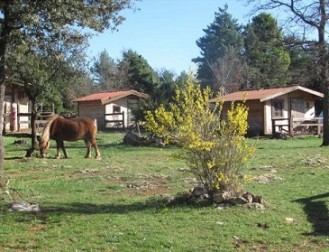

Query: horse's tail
39 115 59 149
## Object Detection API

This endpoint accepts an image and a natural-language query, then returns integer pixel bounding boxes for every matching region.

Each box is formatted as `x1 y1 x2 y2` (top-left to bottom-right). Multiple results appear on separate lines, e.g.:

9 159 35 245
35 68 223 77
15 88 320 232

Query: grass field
1 132 329 251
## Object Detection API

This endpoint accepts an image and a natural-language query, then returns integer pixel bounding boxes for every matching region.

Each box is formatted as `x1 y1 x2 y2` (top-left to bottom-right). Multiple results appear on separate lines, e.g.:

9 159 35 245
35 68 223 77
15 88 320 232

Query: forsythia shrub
145 76 254 198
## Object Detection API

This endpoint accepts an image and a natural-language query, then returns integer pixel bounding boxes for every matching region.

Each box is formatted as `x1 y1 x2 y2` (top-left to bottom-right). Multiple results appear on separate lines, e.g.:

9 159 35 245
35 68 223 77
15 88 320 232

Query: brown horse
39 115 101 159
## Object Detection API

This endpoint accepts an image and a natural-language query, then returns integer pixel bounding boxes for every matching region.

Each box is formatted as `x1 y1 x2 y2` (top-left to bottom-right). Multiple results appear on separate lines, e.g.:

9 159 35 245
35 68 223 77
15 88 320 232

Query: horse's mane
39 114 60 149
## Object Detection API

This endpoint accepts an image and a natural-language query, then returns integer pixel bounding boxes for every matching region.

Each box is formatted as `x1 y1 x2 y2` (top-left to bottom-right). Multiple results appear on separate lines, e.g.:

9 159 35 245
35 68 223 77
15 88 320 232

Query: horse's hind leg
61 141 68 158
91 138 100 158
84 140 92 158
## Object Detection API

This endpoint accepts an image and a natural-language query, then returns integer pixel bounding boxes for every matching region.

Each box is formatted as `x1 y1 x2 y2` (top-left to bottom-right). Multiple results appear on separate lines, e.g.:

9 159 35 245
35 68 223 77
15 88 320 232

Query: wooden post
272 119 275 136
289 117 294 136
317 118 322 136
122 111 125 130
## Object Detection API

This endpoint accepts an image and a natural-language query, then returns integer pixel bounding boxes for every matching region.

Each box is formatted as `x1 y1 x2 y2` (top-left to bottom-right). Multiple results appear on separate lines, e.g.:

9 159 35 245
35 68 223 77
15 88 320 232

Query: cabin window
273 100 283 117
113 105 121 114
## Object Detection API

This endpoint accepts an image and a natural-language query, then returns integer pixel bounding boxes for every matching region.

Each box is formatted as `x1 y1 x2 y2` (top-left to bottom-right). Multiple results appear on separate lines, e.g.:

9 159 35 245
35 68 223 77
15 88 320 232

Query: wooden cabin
210 86 324 136
74 90 149 130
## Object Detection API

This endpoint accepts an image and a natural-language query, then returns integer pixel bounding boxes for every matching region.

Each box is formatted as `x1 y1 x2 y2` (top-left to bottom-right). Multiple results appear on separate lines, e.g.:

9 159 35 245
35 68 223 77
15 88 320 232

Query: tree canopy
193 7 244 92
243 13 290 88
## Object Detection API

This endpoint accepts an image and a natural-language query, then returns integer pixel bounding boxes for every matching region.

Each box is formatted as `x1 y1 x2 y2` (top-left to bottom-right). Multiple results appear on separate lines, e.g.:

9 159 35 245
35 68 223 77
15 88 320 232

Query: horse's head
39 140 50 158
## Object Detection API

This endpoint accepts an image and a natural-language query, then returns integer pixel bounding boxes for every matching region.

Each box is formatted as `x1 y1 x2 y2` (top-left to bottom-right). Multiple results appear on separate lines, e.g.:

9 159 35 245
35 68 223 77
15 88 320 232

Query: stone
213 191 231 204
191 186 207 197
8 202 40 212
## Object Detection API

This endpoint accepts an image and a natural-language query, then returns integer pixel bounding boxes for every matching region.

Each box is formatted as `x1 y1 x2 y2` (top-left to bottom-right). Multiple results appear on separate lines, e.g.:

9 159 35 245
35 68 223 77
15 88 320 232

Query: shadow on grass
42 201 161 215
40 195 209 216
294 192 329 236
4 156 25 160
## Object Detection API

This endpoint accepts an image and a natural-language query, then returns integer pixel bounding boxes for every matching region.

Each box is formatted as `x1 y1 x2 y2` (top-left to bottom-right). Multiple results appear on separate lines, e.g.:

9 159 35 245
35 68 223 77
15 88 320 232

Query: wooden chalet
74 90 149 130
210 86 324 136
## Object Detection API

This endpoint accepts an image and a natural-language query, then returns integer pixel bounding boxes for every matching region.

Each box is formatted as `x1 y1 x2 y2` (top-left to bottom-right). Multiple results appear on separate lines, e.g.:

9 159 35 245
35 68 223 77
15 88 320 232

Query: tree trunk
0 2 11 180
0 85 5 179
318 0 329 146
322 87 329 145
25 98 39 158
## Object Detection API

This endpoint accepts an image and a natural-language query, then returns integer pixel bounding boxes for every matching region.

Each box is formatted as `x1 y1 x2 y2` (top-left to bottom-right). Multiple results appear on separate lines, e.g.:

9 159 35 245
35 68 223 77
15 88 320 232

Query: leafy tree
0 0 137 178
145 76 254 200
207 47 245 94
193 7 244 92
246 0 329 145
243 13 290 88
6 33 88 153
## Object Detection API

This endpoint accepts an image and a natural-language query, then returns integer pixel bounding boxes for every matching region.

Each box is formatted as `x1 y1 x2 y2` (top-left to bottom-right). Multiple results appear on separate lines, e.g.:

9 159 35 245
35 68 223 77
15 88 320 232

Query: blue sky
87 0 253 74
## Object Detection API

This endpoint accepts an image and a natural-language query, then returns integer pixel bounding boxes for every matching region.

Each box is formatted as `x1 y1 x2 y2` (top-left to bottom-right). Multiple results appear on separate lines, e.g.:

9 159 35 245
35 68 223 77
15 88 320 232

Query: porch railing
104 111 125 129
272 117 323 136
17 112 54 132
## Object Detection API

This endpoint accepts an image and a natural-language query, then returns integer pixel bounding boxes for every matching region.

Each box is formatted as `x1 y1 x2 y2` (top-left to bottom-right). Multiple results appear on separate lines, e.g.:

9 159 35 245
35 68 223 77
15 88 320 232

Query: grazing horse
39 115 101 159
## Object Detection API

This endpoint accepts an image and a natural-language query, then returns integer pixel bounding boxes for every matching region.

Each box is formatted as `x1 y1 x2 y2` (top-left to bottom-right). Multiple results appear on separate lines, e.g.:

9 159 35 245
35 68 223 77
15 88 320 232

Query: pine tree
243 13 290 88
193 7 244 91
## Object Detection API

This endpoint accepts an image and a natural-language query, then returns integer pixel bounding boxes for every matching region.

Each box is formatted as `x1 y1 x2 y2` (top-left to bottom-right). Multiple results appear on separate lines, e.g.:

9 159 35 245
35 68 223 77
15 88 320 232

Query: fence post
289 117 294 136
122 111 125 130
317 118 322 136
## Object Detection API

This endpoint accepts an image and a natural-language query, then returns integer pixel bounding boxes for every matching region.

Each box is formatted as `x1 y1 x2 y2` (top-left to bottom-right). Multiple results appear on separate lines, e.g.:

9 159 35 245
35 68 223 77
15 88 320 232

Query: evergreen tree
284 35 319 89
118 49 159 95
193 7 244 91
243 13 290 88
90 50 120 91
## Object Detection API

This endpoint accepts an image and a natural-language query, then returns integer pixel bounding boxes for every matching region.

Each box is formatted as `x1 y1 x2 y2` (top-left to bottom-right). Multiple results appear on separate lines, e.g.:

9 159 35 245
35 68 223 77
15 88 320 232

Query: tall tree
156 69 178 103
284 35 319 88
6 29 89 153
90 50 120 91
0 0 137 178
118 49 159 95
193 7 244 92
243 13 290 88
246 0 329 145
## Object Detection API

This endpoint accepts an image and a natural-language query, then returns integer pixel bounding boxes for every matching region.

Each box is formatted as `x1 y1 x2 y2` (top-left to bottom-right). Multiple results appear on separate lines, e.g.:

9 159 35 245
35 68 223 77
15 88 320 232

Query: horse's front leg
55 140 61 159
84 140 92 158
55 140 68 159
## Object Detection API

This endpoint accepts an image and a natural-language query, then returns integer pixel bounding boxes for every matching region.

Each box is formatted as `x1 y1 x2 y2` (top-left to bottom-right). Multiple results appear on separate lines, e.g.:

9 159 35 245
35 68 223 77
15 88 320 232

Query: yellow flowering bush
145 76 254 198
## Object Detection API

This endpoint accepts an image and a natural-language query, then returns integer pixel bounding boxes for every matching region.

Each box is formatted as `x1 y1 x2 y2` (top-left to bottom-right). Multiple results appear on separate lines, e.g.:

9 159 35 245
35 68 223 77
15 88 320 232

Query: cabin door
290 98 305 119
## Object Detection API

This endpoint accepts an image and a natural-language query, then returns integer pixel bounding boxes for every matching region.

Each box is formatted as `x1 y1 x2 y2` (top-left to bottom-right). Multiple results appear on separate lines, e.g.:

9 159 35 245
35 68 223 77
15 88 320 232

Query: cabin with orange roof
210 86 324 136
74 90 149 130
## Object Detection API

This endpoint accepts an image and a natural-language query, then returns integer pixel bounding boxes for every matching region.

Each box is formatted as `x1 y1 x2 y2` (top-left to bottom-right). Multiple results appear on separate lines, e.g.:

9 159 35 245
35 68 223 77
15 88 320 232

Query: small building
74 90 149 130
210 86 324 136
4 84 30 132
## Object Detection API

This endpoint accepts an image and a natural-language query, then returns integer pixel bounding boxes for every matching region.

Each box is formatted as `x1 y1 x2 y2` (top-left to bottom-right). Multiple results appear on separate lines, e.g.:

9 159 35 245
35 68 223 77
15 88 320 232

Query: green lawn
1 133 329 251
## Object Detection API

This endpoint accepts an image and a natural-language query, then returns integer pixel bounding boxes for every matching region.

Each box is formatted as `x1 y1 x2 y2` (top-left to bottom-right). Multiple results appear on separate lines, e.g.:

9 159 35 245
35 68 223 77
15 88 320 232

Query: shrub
145 76 254 199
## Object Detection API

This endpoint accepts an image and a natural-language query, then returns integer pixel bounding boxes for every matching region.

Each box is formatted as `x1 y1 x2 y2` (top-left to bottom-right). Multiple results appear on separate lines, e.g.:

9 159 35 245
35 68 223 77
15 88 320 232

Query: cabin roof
209 86 324 103
74 90 149 105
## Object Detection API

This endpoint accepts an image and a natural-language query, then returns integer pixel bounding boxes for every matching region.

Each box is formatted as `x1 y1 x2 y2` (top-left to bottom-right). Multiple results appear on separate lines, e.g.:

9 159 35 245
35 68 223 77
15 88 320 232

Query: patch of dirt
29 224 46 234
125 176 171 196
254 173 283 184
